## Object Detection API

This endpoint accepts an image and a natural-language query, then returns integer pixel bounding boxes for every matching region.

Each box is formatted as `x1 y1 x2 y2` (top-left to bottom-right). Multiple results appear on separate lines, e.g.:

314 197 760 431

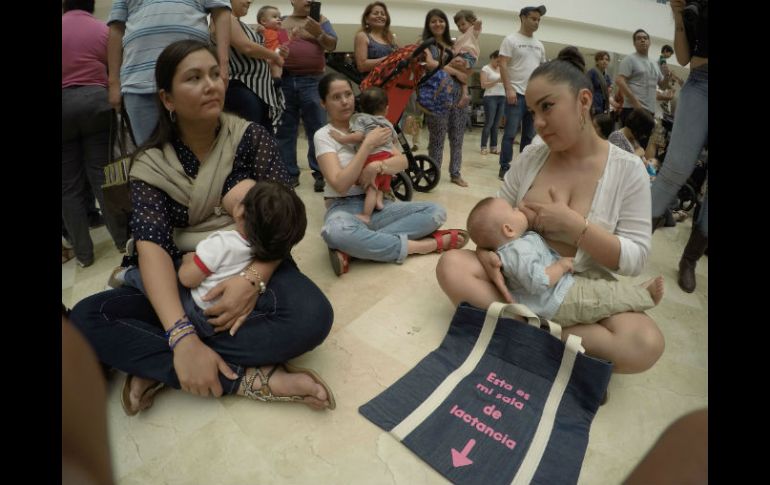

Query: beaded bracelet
168 326 196 349
168 324 195 341
574 217 590 248
164 316 192 339
240 265 267 295
170 329 197 350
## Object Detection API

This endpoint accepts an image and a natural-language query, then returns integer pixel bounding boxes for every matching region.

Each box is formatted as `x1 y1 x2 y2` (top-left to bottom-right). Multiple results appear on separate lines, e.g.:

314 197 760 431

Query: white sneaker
125 238 136 256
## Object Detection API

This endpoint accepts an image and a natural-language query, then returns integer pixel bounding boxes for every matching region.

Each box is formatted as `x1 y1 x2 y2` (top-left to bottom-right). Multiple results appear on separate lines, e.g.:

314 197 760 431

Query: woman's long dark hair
421 9 453 46
133 40 219 159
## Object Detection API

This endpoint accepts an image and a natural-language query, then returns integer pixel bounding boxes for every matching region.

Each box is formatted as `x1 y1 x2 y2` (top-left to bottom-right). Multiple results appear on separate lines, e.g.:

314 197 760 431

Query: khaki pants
553 276 654 327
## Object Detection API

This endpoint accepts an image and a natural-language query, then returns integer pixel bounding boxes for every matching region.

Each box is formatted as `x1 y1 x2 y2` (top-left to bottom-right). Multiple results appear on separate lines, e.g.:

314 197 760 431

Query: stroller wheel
391 171 414 201
677 183 697 212
408 154 440 192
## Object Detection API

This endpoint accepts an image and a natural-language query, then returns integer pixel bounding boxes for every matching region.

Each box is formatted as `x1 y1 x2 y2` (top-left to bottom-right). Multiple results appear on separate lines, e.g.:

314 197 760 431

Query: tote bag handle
490 302 567 342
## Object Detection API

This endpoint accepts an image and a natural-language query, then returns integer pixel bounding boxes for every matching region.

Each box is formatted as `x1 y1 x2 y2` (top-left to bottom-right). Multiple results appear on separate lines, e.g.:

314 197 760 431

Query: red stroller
328 39 455 200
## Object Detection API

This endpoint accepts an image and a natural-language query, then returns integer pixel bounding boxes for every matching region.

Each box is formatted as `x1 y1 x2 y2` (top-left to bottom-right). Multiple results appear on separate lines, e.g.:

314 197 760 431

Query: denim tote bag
359 302 612 485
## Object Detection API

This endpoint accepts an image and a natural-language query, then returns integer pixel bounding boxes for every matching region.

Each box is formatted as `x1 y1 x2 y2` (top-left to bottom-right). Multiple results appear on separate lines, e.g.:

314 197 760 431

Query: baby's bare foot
642 276 664 305
355 214 372 225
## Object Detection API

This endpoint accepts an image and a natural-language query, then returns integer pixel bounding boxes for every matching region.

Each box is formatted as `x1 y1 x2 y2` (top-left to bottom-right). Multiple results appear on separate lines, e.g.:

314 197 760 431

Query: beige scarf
130 112 251 250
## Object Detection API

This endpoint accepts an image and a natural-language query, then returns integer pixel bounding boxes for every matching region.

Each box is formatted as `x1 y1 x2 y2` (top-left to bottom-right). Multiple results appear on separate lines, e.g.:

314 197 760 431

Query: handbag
101 109 136 217
359 302 612 485
417 69 458 116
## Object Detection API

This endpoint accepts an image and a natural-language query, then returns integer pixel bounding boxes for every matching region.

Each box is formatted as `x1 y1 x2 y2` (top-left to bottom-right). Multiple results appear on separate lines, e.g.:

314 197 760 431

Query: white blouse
497 142 651 277
314 124 366 198
481 64 506 97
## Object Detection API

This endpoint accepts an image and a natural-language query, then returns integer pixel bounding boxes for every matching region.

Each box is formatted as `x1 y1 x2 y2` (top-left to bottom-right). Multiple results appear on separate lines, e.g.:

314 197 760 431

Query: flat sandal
241 364 336 410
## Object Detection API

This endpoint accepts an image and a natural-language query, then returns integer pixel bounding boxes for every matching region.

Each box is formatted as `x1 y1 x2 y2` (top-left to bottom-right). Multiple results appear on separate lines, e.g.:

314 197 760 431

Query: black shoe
498 166 508 181
88 211 105 228
663 209 676 227
651 216 666 233
289 176 300 188
314 177 326 192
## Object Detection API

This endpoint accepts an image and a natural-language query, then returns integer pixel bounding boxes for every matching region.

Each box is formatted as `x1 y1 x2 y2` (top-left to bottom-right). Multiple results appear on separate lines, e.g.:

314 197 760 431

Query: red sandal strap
449 229 458 250
433 231 445 253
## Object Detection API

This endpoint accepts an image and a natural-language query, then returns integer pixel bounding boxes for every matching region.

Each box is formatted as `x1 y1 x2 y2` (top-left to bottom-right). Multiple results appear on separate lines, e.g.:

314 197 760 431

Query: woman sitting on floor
70 40 336 414
315 72 468 276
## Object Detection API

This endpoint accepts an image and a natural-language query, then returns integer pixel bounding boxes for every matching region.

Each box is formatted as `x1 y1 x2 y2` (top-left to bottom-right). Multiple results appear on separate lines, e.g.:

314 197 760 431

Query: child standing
329 87 398 224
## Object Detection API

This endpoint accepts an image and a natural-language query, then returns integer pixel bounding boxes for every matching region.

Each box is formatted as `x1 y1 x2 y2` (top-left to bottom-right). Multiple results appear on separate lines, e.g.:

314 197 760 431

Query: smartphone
309 2 321 22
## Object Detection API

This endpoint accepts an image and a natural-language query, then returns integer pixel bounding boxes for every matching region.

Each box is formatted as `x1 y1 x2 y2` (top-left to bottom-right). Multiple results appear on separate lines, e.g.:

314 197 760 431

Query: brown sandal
241 363 336 410
328 247 349 276
121 374 165 416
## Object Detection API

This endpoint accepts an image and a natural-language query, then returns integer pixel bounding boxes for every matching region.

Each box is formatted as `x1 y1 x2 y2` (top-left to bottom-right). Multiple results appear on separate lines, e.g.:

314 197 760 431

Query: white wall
92 0 687 76
258 0 683 70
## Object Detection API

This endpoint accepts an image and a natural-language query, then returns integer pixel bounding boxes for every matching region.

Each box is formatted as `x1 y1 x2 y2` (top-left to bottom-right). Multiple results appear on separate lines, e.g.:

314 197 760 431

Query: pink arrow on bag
451 439 476 467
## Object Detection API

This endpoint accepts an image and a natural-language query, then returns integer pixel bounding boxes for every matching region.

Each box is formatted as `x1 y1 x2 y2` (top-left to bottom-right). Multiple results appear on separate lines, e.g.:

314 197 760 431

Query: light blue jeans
481 95 505 150
321 195 446 263
123 92 159 146
650 67 708 237
499 93 535 170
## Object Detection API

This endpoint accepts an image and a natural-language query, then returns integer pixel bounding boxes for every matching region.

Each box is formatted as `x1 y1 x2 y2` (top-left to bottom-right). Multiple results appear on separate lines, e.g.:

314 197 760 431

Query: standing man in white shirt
496 5 547 180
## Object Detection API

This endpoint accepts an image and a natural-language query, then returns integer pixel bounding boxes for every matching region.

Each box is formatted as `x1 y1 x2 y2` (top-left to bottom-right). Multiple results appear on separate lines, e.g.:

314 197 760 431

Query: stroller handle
409 38 454 66
410 38 436 59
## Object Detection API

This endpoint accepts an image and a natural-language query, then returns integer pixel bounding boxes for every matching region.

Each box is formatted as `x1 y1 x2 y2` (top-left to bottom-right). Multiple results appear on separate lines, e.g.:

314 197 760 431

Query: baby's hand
329 130 344 143
558 257 574 273
473 19 482 31
273 52 285 67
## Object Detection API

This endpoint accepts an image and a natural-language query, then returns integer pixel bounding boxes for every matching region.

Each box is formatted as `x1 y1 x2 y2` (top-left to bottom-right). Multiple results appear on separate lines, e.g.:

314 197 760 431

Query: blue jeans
224 79 272 133
122 265 217 338
499 94 535 170
321 195 446 263
123 92 159 146
651 67 708 237
481 95 505 150
276 74 327 179
69 258 333 394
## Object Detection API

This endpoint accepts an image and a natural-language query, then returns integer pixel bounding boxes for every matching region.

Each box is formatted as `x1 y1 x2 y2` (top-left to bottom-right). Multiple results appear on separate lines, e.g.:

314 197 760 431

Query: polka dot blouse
129 123 290 257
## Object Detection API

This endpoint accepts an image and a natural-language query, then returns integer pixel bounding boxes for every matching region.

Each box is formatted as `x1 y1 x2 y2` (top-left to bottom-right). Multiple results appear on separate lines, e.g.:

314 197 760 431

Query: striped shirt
226 20 285 128
108 0 231 94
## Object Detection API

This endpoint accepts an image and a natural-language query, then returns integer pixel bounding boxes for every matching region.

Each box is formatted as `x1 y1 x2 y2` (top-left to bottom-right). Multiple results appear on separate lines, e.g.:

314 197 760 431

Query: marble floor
62 129 707 485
